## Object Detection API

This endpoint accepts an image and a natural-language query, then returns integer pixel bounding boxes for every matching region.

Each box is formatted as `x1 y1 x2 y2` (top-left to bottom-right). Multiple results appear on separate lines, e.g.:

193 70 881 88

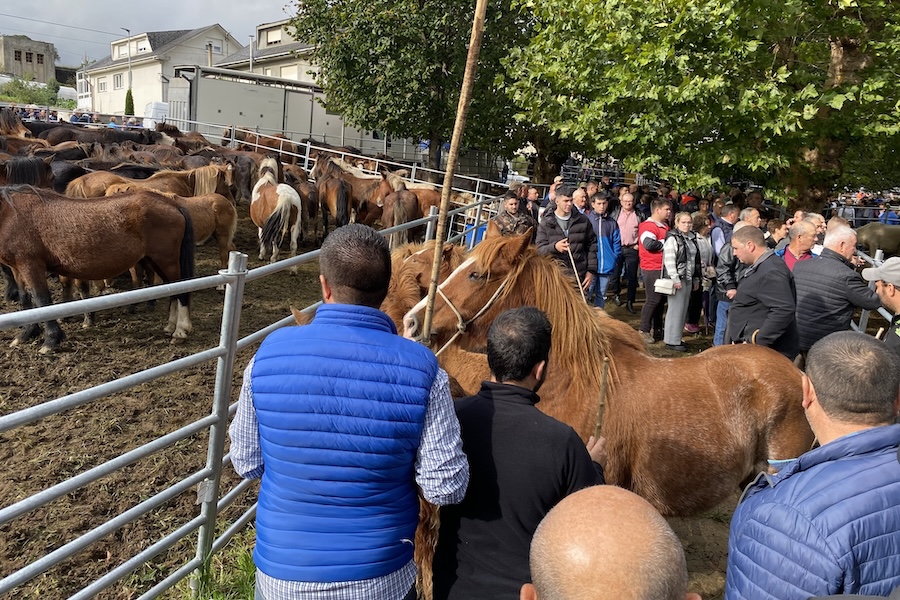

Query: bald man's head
522 486 699 600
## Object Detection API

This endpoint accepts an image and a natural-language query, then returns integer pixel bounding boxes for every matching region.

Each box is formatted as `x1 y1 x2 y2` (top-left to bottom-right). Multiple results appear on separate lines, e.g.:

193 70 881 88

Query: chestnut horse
66 164 233 201
0 186 195 353
251 157 304 265
403 223 814 517
221 126 298 164
106 186 237 270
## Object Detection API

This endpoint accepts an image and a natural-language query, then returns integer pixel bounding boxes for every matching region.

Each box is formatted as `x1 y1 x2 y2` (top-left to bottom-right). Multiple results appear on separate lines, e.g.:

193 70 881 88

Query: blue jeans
714 299 731 345
592 275 610 307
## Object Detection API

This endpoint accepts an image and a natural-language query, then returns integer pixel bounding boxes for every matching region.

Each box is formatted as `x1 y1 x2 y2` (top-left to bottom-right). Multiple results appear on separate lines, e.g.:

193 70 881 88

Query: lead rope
434 272 514 357
567 245 588 303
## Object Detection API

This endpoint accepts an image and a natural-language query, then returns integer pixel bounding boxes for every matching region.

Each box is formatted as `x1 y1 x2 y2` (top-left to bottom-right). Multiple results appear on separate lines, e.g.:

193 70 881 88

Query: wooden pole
594 357 610 440
421 0 489 340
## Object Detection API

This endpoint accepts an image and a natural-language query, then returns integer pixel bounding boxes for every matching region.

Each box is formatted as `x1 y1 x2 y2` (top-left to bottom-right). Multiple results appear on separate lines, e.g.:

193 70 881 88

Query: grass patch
168 527 256 599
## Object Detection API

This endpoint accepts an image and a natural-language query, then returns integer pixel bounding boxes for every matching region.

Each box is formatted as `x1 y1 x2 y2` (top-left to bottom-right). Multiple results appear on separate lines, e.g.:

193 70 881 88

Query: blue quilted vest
250 304 438 582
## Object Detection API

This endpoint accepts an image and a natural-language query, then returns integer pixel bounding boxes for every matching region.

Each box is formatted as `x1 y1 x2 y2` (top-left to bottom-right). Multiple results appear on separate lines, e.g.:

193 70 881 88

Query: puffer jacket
792 248 881 352
536 209 598 280
662 230 701 288
250 304 439 583
587 212 621 276
726 424 900 600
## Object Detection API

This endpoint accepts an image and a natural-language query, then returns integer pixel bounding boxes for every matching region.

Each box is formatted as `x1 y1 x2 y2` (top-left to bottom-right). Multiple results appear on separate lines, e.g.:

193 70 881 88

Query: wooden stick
594 356 610 440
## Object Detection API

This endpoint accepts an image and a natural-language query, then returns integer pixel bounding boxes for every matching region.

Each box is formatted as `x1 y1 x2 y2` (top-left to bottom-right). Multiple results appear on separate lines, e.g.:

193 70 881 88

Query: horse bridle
434 271 514 357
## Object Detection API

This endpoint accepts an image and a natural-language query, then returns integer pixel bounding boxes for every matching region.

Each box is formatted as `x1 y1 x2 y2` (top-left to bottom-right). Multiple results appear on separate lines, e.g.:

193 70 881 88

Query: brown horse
0 186 195 353
402 222 814 517
251 157 304 265
106 186 237 270
311 157 381 219
381 189 422 250
316 177 352 242
67 164 233 200
221 126 298 164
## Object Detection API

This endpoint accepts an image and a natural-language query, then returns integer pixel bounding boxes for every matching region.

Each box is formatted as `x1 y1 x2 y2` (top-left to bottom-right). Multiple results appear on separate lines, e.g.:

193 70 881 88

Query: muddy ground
4 203 869 599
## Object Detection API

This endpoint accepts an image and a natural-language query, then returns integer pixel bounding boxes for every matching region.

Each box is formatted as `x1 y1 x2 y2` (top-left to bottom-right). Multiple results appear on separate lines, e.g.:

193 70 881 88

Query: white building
215 20 317 84
77 25 242 114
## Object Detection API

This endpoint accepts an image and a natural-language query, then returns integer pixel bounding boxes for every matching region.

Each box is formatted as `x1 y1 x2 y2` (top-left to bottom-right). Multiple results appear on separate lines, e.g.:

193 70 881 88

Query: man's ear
801 373 816 411
532 360 546 383
685 593 703 600
520 583 538 600
319 274 333 303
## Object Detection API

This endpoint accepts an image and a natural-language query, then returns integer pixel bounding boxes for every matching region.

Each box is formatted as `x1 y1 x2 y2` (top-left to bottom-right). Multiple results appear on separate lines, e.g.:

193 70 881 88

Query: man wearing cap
862 257 900 356
542 176 564 210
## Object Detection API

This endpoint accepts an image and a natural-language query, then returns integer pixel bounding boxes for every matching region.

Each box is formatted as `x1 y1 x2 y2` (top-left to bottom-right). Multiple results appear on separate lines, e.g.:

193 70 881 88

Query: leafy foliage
125 88 134 116
506 0 900 202
0 76 61 107
288 0 530 168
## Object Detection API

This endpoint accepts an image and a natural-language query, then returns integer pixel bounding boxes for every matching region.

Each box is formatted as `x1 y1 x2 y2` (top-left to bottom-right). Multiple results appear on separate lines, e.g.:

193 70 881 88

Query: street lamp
120 27 132 90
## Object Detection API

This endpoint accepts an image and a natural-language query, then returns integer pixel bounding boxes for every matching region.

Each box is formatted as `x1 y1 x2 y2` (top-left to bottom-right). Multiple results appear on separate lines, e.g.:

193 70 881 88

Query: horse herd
0 110 466 353
2 109 816 546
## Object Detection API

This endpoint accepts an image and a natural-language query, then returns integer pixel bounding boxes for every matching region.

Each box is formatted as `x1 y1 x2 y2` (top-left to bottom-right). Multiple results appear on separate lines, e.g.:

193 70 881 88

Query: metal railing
851 248 894 336
0 194 497 598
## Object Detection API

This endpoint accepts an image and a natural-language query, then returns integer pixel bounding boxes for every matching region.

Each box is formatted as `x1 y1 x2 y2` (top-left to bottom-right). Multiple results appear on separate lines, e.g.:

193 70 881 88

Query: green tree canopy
506 0 900 204
289 0 531 171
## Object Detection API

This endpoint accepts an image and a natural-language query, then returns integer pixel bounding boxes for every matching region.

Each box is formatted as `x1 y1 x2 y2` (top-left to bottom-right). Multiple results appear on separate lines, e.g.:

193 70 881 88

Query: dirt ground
0 203 809 599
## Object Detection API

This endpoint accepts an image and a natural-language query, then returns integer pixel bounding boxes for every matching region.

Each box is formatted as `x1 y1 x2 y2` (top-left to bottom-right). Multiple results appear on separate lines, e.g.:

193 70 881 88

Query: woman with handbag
662 212 701 351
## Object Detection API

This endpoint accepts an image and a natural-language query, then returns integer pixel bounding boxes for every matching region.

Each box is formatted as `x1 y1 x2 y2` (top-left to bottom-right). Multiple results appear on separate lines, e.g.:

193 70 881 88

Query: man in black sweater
432 307 606 600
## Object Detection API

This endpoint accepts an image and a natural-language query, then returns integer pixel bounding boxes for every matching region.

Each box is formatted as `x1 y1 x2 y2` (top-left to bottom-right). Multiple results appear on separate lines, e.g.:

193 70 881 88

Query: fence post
425 206 439 242
191 251 249 597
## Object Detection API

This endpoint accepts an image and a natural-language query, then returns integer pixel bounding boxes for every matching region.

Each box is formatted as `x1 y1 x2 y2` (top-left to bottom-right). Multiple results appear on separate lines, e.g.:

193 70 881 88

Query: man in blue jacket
726 331 900 600
587 192 621 308
229 224 469 600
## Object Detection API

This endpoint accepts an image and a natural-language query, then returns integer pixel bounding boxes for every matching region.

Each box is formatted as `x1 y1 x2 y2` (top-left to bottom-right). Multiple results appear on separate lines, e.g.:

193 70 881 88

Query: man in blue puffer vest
229 224 470 600
725 331 900 600
586 192 621 308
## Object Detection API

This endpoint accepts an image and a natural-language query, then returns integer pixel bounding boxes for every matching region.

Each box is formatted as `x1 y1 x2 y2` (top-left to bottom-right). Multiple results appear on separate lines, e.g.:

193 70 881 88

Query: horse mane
385 171 436 192
469 236 640 393
192 165 220 196
0 109 29 138
333 157 379 179
155 123 182 136
6 157 51 186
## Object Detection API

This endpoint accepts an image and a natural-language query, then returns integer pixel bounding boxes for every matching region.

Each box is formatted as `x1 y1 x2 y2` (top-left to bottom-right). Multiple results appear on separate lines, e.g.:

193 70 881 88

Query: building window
37 54 44 65
280 65 298 79
98 78 107 93
264 67 273 76
25 52 33 63
117 44 128 59
266 29 282 45
206 39 223 54
113 74 123 89
14 50 21 61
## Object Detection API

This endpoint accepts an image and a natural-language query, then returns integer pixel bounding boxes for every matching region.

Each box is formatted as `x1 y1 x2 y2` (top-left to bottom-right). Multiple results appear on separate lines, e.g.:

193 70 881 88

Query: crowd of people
490 178 900 364
225 178 900 599
2 103 141 127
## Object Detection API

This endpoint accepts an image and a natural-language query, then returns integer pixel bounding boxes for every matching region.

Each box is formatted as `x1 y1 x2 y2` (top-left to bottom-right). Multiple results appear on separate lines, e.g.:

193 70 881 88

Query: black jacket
725 250 800 359
432 382 603 600
715 243 749 301
535 209 598 280
792 248 881 352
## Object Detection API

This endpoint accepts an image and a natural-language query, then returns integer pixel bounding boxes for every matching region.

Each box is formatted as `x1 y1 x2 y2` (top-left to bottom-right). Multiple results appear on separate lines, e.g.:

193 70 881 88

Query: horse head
402 222 532 349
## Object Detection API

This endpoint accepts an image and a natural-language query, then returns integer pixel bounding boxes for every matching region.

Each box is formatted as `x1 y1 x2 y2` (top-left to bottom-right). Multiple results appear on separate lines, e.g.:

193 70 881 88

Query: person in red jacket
637 197 672 343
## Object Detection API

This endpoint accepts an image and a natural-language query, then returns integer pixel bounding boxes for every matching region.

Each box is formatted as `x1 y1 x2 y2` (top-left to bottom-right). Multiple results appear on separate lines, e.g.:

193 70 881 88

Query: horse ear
510 228 533 257
43 155 53 166
484 220 502 239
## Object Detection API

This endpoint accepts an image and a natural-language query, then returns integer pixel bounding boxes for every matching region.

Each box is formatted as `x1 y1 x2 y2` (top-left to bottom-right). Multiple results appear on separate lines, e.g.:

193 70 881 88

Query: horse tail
336 182 350 227
176 205 195 308
260 192 292 253
393 194 409 249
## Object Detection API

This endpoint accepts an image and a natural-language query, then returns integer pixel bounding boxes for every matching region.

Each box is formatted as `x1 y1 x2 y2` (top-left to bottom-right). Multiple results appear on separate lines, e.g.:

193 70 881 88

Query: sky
0 1 293 67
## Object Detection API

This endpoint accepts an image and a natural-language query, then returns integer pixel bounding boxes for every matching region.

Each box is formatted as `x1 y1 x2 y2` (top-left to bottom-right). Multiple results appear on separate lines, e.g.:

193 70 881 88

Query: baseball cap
862 257 900 287
553 175 564 183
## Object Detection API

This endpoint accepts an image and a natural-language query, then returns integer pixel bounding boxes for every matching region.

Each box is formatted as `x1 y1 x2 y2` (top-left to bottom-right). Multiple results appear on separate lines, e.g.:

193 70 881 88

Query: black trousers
611 247 639 302
639 269 666 334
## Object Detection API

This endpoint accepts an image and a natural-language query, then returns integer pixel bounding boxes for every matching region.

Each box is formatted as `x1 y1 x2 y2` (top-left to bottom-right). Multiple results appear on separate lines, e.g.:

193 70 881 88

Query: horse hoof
39 345 55 355
164 324 175 334
170 336 186 345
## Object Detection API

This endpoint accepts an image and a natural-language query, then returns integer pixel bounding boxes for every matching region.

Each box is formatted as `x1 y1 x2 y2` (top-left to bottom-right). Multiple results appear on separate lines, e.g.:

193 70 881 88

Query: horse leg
2 264 19 303
166 297 193 340
257 226 267 261
18 272 64 353
11 289 41 346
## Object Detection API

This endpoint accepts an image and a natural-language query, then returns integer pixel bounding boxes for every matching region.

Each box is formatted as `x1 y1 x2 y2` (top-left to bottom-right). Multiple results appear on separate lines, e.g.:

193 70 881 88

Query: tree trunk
425 137 443 183
531 131 570 184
